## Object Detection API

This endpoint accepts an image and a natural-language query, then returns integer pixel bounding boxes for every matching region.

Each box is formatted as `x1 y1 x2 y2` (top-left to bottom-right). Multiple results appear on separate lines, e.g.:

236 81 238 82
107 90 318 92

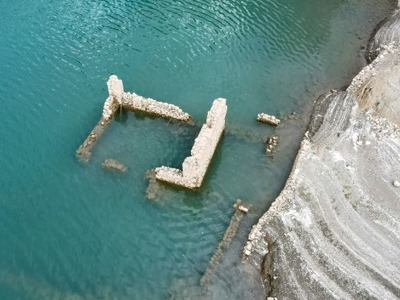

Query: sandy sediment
245 8 400 300
155 98 227 190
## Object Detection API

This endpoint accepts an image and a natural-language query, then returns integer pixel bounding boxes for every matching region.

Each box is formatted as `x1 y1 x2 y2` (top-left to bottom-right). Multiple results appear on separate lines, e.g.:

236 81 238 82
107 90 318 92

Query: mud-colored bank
245 4 400 299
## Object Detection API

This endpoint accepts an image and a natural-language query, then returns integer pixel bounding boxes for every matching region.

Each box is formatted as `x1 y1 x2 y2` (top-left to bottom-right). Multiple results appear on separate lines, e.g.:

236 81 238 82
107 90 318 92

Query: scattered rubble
265 136 279 155
257 113 281 126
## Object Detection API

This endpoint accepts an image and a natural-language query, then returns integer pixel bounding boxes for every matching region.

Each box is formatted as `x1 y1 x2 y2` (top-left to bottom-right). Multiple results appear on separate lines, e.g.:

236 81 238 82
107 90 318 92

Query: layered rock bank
245 5 400 300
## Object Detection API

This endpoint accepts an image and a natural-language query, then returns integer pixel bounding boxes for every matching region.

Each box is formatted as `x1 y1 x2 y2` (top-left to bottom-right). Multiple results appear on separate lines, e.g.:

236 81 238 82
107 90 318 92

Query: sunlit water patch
0 0 394 299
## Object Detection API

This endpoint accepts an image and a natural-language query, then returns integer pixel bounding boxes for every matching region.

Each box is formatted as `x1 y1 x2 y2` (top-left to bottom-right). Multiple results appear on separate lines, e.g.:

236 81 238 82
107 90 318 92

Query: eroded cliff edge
245 5 400 300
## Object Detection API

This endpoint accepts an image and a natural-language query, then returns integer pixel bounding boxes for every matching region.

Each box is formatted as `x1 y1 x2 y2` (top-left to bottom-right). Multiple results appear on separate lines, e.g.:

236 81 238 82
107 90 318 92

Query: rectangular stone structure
154 98 227 189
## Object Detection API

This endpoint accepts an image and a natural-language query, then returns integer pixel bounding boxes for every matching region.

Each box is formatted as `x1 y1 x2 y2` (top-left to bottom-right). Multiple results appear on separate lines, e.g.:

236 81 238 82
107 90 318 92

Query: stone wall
122 92 191 122
155 98 227 189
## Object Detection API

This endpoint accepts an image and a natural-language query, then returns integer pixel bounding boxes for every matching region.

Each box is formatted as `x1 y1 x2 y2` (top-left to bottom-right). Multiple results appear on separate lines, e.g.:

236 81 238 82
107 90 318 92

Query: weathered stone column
77 75 193 162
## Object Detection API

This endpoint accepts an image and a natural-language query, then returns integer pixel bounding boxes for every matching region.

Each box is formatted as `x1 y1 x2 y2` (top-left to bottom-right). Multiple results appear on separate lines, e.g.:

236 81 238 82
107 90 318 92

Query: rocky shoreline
245 3 400 299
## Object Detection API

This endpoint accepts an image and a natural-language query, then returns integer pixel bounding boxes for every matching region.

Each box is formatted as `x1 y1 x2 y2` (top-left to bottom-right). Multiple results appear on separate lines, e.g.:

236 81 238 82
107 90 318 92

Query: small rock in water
393 180 400 188
102 159 127 172
238 205 249 213
257 113 281 126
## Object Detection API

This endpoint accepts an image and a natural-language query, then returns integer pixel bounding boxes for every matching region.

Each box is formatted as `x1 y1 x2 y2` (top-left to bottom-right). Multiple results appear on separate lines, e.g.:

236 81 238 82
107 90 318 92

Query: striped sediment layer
368 4 400 61
245 5 400 299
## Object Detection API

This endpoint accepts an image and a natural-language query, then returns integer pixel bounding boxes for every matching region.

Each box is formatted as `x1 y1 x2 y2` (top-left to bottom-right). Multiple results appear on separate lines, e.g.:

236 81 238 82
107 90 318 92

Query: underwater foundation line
154 98 227 190
200 199 249 286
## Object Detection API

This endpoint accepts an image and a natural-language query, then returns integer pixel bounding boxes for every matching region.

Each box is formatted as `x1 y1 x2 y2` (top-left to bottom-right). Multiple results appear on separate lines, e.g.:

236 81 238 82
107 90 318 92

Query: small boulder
102 159 127 172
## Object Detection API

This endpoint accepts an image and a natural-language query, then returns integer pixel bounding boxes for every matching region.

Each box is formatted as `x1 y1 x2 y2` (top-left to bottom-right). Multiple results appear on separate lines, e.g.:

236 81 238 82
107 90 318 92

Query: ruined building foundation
155 98 227 190
76 75 192 162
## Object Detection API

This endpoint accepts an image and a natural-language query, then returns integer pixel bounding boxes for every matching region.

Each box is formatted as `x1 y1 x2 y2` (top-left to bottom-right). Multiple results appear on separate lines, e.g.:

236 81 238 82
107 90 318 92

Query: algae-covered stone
102 159 127 172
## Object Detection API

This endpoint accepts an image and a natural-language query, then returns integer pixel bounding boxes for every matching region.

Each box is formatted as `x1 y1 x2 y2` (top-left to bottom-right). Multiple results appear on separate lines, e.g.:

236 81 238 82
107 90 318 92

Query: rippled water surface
0 0 393 299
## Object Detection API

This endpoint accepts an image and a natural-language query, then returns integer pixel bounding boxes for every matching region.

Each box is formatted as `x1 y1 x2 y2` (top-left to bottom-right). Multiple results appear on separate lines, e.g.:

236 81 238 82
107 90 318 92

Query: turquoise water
0 0 393 299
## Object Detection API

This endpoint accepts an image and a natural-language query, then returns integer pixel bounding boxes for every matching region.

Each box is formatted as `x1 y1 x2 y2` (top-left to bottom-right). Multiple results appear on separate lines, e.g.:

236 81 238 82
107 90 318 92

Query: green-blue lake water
0 0 393 299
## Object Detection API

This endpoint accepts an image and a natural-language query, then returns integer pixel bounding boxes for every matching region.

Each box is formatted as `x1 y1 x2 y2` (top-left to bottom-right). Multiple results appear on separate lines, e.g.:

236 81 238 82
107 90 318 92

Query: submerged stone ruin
76 75 229 194
76 75 192 162
154 98 227 190
265 136 279 155
245 6 400 298
101 159 127 172
256 113 281 126
122 92 192 122
200 199 249 286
